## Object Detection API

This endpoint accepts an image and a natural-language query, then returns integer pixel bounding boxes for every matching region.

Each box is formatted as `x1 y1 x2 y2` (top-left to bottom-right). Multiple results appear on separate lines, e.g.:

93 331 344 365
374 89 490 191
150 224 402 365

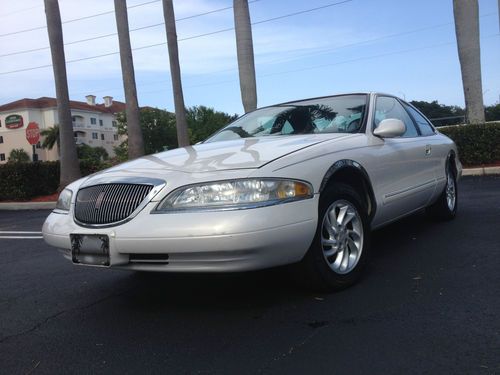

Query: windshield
205 94 367 143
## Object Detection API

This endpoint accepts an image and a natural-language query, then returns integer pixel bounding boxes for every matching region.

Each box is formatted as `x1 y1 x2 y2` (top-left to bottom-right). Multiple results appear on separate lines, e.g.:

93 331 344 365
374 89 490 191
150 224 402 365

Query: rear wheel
296 183 371 291
427 164 457 220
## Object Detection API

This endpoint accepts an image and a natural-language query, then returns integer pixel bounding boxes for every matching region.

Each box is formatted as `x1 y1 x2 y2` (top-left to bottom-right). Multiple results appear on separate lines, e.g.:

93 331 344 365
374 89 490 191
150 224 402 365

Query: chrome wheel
446 170 456 211
321 200 363 274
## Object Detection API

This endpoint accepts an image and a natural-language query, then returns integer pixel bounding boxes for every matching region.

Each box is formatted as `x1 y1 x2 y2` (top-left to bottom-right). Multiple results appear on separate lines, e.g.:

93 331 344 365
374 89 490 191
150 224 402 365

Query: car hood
100 134 353 175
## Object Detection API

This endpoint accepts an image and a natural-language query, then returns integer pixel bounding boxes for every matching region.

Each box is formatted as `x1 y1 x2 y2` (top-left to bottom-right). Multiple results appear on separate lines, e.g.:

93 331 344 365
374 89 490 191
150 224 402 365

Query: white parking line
0 236 43 239
0 231 43 239
0 231 42 234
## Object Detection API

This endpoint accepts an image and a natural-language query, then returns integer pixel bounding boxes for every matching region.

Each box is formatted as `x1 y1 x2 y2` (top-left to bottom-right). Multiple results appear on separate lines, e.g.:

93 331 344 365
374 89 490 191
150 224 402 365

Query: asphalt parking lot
0 176 499 374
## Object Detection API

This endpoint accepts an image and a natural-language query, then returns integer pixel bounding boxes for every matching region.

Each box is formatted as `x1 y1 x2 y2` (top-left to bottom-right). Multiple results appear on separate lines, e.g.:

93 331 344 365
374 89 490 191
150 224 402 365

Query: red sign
26 122 40 145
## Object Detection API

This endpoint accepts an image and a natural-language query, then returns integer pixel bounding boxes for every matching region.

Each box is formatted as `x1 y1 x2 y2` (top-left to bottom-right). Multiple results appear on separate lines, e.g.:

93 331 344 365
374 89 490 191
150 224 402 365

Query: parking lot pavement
0 176 499 374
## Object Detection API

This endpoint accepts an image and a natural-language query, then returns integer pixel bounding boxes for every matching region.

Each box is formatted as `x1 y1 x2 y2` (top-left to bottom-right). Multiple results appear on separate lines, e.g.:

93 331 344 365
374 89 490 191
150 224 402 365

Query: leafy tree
115 108 177 160
40 125 60 153
485 104 500 122
77 144 109 162
186 106 238 143
8 149 30 163
114 106 238 160
410 100 465 126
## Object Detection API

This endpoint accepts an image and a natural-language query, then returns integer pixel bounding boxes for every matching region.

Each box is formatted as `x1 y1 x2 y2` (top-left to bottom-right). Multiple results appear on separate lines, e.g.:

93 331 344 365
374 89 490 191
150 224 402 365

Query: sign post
26 122 40 162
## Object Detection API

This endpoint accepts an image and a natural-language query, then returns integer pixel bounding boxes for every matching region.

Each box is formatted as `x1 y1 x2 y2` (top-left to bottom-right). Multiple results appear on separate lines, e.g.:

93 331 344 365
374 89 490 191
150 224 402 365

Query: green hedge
0 161 60 200
439 122 500 166
0 160 113 201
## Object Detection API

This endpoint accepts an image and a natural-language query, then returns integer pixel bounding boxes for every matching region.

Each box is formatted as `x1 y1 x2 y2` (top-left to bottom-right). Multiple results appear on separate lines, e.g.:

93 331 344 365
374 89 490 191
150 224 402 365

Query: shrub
8 148 31 163
79 159 113 176
0 162 60 200
439 122 500 166
0 159 114 201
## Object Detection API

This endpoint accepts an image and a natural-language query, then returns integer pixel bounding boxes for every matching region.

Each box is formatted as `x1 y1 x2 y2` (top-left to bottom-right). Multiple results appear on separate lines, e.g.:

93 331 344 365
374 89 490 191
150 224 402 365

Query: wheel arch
447 150 458 177
319 159 376 220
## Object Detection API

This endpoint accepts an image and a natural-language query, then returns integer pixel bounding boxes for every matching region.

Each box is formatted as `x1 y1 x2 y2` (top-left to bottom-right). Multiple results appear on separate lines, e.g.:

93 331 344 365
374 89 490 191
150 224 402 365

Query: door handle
425 144 432 156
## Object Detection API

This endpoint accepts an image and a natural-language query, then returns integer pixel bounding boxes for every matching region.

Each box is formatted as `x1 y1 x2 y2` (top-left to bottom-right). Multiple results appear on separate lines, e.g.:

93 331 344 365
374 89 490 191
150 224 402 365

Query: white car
43 93 461 291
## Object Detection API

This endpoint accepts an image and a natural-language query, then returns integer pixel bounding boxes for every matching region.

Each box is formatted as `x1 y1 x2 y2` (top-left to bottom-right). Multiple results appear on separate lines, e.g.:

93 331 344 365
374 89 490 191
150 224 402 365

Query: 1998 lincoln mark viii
43 92 461 291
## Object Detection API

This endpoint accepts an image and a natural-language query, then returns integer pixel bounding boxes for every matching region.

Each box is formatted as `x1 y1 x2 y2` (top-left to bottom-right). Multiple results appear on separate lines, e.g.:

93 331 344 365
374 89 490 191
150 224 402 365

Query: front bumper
42 197 318 272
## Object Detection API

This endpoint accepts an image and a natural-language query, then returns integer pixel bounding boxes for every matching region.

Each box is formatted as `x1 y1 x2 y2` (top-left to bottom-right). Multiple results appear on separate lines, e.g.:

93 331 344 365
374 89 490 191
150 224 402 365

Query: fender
319 159 377 220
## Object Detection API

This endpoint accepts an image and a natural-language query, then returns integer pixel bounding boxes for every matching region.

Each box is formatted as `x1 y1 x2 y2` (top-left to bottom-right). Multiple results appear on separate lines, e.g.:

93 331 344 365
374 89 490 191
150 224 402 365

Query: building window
92 132 98 139
36 141 41 149
113 134 118 141
99 119 103 126
0 136 3 144
0 154 5 161
90 117 97 125
112 120 117 127
100 134 104 140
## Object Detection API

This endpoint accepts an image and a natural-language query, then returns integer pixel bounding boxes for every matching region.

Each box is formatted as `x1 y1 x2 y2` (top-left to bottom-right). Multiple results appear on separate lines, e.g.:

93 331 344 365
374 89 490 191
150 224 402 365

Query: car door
369 96 436 226
402 102 445 201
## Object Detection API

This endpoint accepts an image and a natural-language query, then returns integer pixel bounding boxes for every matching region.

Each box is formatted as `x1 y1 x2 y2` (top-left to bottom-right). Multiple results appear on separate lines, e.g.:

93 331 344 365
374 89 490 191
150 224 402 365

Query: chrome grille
75 183 153 225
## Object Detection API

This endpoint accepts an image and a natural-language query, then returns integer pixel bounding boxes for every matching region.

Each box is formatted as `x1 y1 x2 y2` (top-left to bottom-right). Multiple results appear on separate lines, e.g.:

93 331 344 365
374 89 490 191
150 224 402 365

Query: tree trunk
233 0 257 113
453 0 485 124
162 0 190 147
114 0 145 158
44 0 81 189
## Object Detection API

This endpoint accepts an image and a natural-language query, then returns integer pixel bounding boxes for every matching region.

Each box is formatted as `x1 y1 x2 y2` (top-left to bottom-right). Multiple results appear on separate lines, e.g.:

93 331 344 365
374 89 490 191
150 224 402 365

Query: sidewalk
0 167 498 210
461 166 500 177
0 201 56 210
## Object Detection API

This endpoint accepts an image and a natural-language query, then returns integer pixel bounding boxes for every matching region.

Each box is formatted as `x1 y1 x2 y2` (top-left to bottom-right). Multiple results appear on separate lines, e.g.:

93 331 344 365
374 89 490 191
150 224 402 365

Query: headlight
155 179 313 212
55 188 73 211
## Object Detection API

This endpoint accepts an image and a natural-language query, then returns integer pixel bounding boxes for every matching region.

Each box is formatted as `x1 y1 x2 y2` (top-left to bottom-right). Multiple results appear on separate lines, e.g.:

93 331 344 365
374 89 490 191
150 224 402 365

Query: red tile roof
0 97 126 114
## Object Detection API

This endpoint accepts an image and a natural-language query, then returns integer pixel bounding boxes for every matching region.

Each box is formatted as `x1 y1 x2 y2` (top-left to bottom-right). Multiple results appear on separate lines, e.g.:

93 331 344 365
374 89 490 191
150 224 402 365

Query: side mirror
373 118 406 138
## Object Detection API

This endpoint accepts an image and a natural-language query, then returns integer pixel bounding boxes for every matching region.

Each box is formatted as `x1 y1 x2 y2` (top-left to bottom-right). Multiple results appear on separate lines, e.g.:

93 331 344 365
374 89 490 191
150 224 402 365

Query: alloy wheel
321 200 364 274
446 170 456 211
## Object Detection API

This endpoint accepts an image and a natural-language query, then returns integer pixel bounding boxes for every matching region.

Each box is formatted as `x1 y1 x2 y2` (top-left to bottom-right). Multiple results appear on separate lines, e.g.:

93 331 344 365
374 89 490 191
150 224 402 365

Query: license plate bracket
70 234 110 266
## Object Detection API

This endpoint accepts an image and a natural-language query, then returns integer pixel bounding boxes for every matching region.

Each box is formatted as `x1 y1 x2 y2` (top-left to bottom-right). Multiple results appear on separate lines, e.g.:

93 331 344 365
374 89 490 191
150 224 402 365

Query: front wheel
296 183 371 292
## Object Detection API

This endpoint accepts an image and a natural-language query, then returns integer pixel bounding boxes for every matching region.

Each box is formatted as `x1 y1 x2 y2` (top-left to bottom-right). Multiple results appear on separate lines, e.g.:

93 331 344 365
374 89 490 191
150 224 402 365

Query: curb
0 202 56 210
462 166 500 176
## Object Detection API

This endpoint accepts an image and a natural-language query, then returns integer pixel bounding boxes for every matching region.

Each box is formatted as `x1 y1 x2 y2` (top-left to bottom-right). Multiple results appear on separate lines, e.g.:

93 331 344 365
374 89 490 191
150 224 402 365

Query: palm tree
233 0 257 113
453 0 485 124
41 125 60 154
162 0 190 147
114 0 145 158
44 0 81 188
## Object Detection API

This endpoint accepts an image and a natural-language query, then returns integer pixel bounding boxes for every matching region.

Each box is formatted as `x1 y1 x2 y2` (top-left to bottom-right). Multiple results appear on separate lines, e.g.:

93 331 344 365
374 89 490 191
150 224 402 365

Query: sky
0 0 498 116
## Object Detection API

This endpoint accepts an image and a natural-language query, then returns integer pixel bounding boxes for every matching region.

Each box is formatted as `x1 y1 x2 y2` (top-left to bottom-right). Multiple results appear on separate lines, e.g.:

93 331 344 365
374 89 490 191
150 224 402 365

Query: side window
373 96 418 138
404 105 435 136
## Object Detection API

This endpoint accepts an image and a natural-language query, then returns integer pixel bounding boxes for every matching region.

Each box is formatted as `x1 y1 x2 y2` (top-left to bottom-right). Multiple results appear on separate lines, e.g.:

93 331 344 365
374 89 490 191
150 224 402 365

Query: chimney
103 96 113 107
85 95 96 105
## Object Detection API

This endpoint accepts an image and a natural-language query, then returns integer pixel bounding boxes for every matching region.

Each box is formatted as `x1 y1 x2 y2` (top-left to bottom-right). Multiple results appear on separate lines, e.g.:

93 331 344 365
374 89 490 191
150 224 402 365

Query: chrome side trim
383 179 436 205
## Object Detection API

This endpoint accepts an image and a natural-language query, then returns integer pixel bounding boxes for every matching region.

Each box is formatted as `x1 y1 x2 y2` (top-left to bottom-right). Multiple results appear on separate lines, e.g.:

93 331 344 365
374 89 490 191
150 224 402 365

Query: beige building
0 95 125 163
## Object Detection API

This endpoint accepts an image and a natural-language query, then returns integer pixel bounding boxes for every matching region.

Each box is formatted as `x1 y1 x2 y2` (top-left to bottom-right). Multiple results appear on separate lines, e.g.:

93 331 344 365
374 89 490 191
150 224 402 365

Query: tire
426 163 457 221
295 183 371 292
